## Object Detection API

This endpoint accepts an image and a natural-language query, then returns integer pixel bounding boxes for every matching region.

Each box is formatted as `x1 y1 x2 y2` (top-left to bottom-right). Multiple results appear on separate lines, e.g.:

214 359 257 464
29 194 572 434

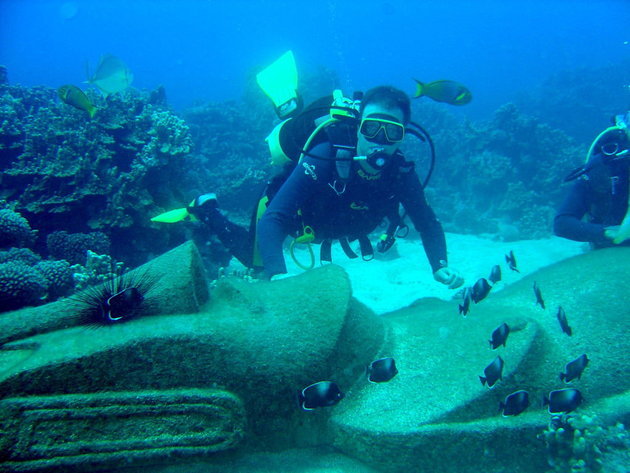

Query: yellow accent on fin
256 50 298 108
150 207 191 223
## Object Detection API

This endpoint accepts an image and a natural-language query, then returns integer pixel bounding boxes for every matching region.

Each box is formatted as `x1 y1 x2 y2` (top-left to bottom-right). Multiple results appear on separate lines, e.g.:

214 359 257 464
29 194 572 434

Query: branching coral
71 250 124 290
541 414 629 473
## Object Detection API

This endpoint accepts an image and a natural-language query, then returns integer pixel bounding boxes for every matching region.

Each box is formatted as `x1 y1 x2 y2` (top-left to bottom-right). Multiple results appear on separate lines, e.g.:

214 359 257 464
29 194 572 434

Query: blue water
1 0 628 118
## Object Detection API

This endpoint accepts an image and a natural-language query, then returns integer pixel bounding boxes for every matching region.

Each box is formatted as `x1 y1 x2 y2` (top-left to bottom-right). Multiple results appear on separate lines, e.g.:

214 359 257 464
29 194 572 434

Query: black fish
499 390 529 416
298 381 345 411
471 278 492 303
556 306 572 336
459 286 472 316
543 388 583 414
367 357 398 383
489 323 510 349
560 354 589 383
505 250 519 272
479 356 504 388
533 282 545 309
488 265 502 285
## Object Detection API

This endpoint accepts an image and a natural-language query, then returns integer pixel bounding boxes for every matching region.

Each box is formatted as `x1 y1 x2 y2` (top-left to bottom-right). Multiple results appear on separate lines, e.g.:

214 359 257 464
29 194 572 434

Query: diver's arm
553 178 608 243
257 144 333 278
398 168 447 272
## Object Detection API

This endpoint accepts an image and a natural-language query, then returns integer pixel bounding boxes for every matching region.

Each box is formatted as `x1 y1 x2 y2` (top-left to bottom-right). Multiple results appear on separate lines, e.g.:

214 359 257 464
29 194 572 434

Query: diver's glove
604 225 630 244
604 226 620 241
433 266 464 289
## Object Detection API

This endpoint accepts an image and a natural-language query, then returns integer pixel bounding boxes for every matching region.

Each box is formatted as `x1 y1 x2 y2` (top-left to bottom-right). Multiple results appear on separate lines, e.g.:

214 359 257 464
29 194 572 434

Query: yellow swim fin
256 50 300 119
150 207 193 223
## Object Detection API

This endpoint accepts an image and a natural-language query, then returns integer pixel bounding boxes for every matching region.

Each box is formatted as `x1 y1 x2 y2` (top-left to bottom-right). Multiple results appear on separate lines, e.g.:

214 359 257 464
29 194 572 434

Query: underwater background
0 1 629 473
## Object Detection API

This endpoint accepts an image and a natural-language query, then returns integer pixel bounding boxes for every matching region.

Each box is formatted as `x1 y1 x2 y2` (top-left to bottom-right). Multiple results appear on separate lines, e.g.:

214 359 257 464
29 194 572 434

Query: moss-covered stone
0 240 208 345
0 388 246 472
0 245 627 473
331 247 630 473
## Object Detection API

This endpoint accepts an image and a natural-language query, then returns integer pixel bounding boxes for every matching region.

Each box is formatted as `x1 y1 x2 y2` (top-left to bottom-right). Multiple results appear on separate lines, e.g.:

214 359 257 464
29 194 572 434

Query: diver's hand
604 226 620 242
433 267 464 289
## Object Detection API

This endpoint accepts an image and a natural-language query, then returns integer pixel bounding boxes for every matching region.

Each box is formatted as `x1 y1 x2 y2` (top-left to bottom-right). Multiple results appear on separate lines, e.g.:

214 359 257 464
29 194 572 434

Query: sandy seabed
284 233 586 314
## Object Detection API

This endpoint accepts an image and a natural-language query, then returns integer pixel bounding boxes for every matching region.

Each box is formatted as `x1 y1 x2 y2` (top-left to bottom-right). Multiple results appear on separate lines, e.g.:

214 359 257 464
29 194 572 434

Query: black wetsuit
554 154 629 247
257 142 447 278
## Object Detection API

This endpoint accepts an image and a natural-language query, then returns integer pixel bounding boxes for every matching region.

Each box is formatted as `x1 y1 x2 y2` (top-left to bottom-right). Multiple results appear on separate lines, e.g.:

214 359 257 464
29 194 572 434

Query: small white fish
87 54 133 97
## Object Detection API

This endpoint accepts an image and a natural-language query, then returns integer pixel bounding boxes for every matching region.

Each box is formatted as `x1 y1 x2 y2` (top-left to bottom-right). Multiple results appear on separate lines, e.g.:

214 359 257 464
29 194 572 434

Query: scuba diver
554 111 630 247
153 52 464 288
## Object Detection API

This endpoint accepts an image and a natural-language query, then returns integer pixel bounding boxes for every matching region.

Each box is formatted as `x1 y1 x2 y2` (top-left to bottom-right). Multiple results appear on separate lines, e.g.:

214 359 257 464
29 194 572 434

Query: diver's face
357 103 405 158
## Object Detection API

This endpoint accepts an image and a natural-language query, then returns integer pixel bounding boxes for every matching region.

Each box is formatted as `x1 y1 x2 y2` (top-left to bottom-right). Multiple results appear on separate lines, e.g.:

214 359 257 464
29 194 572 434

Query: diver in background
554 111 630 247
187 86 464 287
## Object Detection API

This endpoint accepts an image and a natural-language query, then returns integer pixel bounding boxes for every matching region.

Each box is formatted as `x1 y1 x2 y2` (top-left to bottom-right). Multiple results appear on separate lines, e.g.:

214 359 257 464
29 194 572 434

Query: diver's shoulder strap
334 149 354 182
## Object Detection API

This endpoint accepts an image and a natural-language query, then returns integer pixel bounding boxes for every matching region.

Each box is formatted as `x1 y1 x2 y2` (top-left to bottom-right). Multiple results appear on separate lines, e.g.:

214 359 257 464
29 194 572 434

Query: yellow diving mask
359 116 405 144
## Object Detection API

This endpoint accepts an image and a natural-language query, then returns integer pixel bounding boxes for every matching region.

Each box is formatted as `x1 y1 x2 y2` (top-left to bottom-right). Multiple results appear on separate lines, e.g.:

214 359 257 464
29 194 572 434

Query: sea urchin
73 270 157 325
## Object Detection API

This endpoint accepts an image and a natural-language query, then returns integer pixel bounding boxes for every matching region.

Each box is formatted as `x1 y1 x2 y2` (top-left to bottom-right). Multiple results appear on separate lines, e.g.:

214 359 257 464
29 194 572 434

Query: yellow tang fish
58 85 97 118
413 79 472 106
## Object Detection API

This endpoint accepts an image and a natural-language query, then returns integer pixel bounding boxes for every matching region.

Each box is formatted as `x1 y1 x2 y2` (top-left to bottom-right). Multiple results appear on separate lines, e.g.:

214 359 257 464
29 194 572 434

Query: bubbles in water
60 2 79 20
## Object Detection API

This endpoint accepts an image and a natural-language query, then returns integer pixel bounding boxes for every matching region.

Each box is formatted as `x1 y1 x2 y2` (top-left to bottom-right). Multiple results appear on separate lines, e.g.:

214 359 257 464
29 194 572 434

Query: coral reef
180 100 272 219
0 247 41 266
0 67 342 277
35 259 73 299
541 414 629 473
0 80 193 265
0 208 36 248
416 101 582 239
71 250 124 290
0 261 48 311
518 59 630 145
46 230 110 265
0 211 116 312
1 63 614 271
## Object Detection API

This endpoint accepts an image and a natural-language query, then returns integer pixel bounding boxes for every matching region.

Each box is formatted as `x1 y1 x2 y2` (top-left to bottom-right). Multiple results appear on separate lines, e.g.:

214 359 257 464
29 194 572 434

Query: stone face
331 247 630 473
2 243 627 472
0 263 385 453
0 240 209 346
0 388 245 472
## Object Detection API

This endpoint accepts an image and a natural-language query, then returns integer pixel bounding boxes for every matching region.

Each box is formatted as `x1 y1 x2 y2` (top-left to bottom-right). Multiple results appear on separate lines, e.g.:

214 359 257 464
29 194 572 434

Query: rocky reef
0 63 622 285
0 206 123 313
518 58 630 144
0 79 193 266
414 101 583 240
